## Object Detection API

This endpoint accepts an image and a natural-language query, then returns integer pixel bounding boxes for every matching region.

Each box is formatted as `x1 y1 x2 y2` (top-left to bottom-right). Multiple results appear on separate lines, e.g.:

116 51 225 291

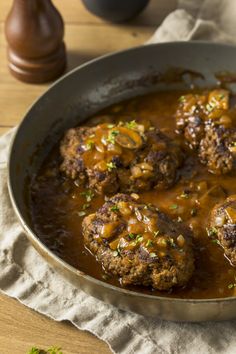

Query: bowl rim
7 40 236 304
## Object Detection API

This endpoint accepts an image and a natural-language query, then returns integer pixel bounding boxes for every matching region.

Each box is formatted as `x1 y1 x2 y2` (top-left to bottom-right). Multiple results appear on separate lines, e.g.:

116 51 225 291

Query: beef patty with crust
210 195 236 265
175 89 236 174
82 193 195 290
60 120 182 194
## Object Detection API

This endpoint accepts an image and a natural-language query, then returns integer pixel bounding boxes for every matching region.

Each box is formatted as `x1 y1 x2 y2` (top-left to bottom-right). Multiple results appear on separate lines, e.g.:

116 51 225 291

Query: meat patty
210 195 236 265
60 120 182 194
175 89 236 174
82 194 195 290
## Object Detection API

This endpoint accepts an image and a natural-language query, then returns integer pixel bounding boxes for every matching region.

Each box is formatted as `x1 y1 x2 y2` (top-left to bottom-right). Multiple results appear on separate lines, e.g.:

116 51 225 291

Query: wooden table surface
0 1 176 353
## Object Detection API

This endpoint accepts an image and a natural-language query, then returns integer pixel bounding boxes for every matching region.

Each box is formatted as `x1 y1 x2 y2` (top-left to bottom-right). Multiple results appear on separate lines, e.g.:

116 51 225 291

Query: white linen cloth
1 1 236 353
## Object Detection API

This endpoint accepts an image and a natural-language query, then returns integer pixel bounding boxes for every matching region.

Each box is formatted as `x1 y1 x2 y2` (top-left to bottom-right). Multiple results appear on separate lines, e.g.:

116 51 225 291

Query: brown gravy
30 90 236 299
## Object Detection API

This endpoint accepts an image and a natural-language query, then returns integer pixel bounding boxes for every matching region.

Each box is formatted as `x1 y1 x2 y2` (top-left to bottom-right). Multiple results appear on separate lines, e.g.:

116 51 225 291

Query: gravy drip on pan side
30 90 236 299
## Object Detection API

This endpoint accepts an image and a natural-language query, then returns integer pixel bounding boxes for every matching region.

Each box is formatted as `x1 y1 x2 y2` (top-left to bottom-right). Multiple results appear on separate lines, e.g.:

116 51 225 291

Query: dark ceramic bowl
8 42 236 321
81 0 150 23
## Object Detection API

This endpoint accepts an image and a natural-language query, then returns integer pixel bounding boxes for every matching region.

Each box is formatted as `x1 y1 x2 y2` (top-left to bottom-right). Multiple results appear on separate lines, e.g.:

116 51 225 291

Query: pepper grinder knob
5 0 66 83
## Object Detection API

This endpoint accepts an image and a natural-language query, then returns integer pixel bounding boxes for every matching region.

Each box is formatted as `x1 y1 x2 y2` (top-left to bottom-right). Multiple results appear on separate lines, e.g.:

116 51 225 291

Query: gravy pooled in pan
30 89 236 299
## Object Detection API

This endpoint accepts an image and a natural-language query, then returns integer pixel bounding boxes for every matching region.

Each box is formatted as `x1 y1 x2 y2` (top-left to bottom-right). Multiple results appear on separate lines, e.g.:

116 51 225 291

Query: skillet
8 41 236 321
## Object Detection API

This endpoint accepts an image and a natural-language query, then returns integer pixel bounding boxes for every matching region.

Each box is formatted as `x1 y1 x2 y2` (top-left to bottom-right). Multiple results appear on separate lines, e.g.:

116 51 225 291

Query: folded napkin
2 1 236 353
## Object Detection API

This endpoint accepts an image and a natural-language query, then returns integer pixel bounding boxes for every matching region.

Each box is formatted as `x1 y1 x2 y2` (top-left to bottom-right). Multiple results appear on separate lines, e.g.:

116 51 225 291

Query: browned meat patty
60 121 183 194
176 89 236 174
210 195 236 265
82 193 195 290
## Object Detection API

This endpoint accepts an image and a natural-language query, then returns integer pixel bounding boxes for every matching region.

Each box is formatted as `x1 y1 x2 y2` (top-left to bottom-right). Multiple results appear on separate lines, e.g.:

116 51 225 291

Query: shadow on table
66 50 98 72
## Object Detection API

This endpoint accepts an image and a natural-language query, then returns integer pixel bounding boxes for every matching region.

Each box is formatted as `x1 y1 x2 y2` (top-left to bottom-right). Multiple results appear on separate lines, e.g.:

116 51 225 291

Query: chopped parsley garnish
169 204 178 210
178 96 186 103
110 205 119 212
206 103 215 112
206 227 218 238
128 233 136 239
85 140 94 150
107 124 115 128
212 239 220 245
27 346 63 354
136 235 143 243
27 348 41 354
48 348 63 354
82 203 90 210
125 120 137 129
106 161 116 171
107 130 119 144
80 190 94 202
113 248 121 257
219 94 225 99
146 239 153 247
168 238 177 248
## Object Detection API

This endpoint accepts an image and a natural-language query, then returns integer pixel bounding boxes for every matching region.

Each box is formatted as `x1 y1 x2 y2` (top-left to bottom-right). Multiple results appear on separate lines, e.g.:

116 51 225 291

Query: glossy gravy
30 90 236 299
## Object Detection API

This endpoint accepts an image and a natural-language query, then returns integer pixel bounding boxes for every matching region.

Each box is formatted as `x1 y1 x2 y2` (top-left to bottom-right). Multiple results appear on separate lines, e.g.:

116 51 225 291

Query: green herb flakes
125 120 137 129
27 348 41 354
150 252 157 258
136 235 143 243
146 239 153 248
178 96 186 103
211 239 220 245
111 205 119 212
169 204 178 210
128 233 136 239
107 130 119 144
85 140 94 150
206 103 215 112
206 227 218 238
82 203 90 210
169 238 177 248
27 346 63 354
106 161 116 171
80 190 95 202
48 347 63 354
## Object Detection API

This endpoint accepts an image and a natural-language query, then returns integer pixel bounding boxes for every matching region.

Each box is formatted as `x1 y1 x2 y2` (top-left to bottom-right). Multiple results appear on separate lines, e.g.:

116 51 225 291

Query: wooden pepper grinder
5 0 66 83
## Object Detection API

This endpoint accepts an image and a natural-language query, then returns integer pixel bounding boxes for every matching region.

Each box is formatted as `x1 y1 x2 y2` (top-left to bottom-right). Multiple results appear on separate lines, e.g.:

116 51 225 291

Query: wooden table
0 1 176 352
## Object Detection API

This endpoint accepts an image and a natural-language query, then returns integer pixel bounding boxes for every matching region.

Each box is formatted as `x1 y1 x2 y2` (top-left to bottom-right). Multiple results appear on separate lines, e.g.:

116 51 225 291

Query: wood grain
0 22 153 126
0 1 173 353
0 0 177 25
0 293 110 354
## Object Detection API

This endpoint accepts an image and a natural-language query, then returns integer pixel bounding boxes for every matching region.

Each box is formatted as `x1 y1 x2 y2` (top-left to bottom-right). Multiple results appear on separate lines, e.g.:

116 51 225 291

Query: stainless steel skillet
8 42 236 321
